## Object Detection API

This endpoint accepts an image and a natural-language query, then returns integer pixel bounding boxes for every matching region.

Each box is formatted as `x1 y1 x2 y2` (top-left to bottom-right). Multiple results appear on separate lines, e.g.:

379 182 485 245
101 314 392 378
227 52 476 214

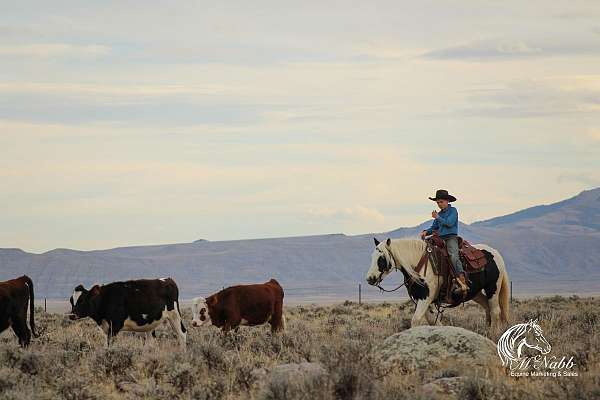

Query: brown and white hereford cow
68 278 186 348
0 275 36 347
192 279 285 333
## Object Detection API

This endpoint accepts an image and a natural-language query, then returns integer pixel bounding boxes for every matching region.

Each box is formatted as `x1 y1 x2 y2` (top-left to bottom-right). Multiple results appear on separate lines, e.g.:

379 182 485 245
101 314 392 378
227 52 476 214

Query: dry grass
0 296 598 399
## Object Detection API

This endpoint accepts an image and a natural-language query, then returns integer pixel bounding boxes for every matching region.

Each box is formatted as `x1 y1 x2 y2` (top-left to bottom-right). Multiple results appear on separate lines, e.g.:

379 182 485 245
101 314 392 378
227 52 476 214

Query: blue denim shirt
425 204 458 238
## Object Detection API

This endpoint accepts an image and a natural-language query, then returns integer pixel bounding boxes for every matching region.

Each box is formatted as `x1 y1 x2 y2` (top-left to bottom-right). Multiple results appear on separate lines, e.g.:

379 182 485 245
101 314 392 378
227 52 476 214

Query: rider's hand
432 211 438 219
420 230 428 240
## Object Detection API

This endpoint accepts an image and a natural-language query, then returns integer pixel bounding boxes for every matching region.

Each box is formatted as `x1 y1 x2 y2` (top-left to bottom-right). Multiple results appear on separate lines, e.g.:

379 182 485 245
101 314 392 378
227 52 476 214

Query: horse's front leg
425 304 442 326
411 298 433 327
412 275 439 327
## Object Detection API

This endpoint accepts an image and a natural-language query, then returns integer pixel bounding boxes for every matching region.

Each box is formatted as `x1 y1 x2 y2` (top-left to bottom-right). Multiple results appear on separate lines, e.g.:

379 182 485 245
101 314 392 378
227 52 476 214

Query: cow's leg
100 319 121 347
270 302 285 333
281 314 287 331
0 317 9 335
166 308 186 350
222 316 241 335
472 291 491 326
11 315 31 348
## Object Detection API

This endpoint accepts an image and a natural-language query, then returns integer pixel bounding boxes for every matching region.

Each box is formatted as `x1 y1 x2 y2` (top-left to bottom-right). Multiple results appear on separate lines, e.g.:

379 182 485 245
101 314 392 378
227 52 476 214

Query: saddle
426 233 487 273
424 233 488 305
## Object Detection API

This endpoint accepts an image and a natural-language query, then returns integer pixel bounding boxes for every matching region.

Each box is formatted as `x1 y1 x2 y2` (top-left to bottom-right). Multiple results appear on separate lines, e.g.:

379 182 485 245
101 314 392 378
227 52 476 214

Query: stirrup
452 278 468 295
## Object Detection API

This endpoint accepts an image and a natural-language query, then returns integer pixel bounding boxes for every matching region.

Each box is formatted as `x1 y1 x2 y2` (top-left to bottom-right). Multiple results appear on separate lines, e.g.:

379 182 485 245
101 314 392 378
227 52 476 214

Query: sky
1 1 600 253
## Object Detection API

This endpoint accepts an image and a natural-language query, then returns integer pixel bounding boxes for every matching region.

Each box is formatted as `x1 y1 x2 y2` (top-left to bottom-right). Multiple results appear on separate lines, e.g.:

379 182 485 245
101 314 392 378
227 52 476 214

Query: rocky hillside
1 188 598 299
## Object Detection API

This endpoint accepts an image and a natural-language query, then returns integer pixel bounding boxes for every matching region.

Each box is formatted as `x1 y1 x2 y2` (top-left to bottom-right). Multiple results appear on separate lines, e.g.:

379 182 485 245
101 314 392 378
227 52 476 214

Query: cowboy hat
428 189 457 202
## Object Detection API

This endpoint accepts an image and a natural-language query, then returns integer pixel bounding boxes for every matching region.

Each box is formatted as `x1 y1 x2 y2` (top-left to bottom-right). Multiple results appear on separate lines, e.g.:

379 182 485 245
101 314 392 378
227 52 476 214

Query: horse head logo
497 319 552 369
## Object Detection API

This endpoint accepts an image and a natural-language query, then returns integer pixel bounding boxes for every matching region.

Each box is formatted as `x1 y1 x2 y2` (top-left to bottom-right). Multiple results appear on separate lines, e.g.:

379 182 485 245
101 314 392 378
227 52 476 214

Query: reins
376 281 406 293
377 239 461 319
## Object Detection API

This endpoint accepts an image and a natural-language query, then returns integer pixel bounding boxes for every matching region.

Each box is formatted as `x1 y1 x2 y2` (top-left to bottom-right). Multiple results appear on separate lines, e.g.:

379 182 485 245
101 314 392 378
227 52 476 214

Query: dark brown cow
0 275 36 347
191 279 285 333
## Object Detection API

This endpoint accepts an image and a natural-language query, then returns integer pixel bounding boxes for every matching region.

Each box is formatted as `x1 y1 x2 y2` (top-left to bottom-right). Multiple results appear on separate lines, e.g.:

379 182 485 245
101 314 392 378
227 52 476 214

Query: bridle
373 245 426 293
372 238 465 324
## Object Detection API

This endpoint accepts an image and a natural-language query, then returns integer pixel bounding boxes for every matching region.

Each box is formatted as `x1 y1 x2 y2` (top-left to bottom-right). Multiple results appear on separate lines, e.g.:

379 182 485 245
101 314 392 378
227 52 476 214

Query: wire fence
39 278 599 312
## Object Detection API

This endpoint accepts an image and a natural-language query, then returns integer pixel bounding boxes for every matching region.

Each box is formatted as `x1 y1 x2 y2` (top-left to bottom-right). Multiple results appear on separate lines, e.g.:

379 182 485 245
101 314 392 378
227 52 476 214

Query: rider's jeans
444 235 464 276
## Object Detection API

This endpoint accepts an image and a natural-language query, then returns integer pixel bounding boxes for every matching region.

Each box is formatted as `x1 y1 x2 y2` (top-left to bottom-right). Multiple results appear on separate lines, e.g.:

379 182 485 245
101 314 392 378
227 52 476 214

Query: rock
422 377 468 400
422 375 528 400
255 362 330 399
376 326 499 373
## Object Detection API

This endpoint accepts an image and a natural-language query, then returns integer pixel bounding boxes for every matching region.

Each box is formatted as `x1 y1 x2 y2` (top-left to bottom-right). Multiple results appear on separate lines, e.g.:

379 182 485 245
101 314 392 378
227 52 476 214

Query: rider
420 189 468 294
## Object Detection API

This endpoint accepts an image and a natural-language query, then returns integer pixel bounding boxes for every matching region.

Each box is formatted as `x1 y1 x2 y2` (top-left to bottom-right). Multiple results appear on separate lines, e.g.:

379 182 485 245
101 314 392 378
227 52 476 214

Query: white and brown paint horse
366 238 510 329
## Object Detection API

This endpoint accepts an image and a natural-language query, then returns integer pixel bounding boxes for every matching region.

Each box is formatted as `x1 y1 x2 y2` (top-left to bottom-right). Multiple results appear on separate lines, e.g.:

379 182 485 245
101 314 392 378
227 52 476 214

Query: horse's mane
387 238 427 282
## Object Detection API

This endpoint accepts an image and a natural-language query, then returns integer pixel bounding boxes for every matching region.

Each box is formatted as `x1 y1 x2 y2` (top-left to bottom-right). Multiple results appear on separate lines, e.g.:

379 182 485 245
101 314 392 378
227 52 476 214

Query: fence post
358 283 362 305
510 281 513 304
44 297 47 312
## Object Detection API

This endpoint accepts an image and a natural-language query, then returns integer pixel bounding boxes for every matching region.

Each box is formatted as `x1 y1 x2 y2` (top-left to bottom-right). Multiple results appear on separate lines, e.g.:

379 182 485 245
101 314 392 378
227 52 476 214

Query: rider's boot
453 273 469 295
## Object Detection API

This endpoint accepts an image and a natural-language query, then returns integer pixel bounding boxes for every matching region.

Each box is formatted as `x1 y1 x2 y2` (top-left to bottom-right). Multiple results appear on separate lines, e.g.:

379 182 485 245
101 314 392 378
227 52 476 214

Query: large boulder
376 326 499 373
254 362 330 400
421 376 530 400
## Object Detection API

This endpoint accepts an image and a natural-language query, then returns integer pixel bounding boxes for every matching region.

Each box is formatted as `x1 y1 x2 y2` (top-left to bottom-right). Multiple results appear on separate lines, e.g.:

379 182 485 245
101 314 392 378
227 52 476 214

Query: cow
0 275 36 347
68 278 186 349
191 278 285 333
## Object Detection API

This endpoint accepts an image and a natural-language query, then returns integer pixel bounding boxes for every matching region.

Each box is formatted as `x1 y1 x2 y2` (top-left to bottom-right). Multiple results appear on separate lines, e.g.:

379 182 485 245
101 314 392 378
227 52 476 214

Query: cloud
455 76 600 118
307 205 385 224
0 43 110 58
556 172 600 187
423 40 542 60
422 37 600 61
0 82 230 97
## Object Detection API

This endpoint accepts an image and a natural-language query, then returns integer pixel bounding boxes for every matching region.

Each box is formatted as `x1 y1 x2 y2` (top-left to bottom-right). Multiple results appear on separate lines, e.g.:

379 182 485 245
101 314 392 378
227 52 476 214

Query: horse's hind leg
485 289 502 331
472 291 491 326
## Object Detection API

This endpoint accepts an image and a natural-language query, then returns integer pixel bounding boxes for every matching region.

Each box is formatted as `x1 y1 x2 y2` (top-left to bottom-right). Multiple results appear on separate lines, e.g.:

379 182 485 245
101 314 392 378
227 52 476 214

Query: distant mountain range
1 188 599 301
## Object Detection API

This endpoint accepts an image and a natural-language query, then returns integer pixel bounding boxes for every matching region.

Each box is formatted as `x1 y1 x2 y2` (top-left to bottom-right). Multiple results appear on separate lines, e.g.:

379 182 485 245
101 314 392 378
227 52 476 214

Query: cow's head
68 284 100 320
191 296 215 327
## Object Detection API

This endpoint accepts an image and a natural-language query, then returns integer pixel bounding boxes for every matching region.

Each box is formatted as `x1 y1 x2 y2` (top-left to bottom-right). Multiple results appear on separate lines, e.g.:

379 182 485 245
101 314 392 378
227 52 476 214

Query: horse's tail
499 267 510 324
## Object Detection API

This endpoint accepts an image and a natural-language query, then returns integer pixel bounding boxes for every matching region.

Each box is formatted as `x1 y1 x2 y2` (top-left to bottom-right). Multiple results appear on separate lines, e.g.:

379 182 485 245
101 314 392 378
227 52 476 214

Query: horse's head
522 319 551 355
366 238 394 286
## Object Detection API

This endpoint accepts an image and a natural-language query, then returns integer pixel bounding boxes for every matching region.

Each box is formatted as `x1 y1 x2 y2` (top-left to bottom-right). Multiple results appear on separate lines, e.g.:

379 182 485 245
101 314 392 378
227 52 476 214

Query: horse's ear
374 238 380 246
386 238 391 247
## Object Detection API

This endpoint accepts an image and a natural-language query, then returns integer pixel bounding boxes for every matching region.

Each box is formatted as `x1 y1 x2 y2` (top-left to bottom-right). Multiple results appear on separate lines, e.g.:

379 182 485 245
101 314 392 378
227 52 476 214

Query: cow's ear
75 284 86 292
386 238 391 247
374 238 380 246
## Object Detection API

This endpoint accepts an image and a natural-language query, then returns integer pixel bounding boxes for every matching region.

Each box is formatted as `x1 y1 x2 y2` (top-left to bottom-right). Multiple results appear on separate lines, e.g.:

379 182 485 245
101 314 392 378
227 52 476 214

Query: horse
497 319 551 370
365 237 510 329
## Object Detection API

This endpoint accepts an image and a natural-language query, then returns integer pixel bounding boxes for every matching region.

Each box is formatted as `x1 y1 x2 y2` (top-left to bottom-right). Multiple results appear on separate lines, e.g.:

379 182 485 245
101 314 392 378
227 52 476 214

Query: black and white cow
68 278 186 349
